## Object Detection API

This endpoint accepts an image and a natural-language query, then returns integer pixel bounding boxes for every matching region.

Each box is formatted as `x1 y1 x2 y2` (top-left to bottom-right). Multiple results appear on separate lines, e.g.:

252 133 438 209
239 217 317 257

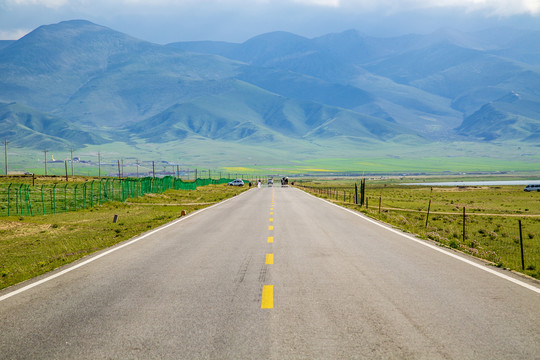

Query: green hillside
0 102 107 149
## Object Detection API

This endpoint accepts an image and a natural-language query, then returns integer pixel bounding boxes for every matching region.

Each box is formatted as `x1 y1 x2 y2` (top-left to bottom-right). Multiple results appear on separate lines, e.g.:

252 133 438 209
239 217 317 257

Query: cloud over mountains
2 0 540 43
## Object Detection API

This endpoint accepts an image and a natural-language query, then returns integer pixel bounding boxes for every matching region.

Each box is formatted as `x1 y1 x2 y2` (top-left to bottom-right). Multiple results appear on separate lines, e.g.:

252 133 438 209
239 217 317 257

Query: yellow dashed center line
262 189 275 310
261 285 274 309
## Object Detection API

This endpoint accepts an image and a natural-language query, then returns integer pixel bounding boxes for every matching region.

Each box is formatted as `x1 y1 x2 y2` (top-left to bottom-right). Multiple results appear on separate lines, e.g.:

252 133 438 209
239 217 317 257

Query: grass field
0 182 248 290
4 138 540 177
295 179 540 280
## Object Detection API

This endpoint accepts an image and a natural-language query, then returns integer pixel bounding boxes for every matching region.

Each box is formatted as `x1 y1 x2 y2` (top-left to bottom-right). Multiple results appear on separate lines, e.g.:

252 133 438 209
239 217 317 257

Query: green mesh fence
0 177 234 217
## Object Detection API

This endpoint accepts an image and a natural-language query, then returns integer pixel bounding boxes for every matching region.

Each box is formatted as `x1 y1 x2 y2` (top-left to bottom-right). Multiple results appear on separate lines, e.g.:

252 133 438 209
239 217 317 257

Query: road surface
1 186 539 359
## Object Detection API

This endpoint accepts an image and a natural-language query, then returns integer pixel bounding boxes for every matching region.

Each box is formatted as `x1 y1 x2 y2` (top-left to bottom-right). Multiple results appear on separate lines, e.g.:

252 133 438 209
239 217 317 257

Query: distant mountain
127 79 407 143
0 20 538 168
457 92 540 141
0 102 107 149
0 41 14 50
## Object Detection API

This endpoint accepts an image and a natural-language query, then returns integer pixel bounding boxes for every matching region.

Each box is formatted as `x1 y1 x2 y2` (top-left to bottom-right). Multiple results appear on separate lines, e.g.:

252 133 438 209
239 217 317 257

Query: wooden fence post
425 199 431 228
519 220 525 270
462 207 466 243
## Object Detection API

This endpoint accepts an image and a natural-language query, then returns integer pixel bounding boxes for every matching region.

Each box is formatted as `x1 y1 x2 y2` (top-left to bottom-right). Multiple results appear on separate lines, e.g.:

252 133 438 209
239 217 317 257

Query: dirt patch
0 221 52 237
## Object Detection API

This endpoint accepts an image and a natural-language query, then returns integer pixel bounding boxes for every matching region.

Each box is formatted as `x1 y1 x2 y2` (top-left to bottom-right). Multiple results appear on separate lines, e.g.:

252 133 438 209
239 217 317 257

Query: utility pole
3 138 8 176
70 148 74 176
136 159 140 178
98 152 101 179
43 149 48 175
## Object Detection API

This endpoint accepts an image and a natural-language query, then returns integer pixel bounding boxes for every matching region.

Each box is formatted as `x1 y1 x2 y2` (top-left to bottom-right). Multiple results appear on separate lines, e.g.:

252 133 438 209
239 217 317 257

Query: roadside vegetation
295 179 540 280
0 178 248 290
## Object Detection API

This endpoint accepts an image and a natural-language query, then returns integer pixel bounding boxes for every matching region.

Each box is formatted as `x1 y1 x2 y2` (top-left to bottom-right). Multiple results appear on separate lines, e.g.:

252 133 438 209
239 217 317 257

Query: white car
228 179 245 186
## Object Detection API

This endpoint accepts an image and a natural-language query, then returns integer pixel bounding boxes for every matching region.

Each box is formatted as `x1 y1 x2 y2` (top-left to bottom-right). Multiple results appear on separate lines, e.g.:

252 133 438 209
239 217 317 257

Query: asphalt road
1 186 539 359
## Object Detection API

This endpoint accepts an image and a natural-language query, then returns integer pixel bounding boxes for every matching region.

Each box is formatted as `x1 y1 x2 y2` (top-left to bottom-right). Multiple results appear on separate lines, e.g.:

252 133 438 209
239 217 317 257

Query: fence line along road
0 176 234 217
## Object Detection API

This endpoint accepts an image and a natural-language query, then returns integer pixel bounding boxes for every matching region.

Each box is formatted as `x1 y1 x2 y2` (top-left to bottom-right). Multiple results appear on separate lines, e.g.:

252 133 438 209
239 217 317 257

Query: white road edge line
0 189 253 302
299 188 540 294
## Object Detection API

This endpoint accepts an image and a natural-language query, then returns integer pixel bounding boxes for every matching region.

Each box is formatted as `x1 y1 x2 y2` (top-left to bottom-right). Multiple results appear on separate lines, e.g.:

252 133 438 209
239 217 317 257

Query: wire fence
296 182 540 279
0 176 233 217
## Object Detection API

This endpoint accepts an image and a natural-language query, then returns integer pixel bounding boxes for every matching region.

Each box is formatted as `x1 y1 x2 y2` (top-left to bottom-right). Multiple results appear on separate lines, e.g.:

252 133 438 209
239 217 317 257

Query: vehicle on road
228 179 244 186
281 177 289 187
268 178 273 187
524 184 540 192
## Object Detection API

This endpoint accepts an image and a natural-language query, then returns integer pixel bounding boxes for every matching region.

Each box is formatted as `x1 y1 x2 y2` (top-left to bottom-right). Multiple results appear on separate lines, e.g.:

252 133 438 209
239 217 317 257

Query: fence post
378 196 381 214
425 199 431 228
41 185 45 215
64 184 68 212
519 220 525 270
18 184 23 215
74 184 78 210
52 184 57 214
7 183 12 216
49 189 53 214
83 183 86 209
361 179 364 206
90 181 94 207
462 207 466 243
26 185 33 216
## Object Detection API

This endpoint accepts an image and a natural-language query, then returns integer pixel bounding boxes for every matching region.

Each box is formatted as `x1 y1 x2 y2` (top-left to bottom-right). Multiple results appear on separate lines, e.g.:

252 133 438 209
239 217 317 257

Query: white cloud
293 0 340 7
425 0 540 15
6 0 69 8
5 0 540 15
337 0 540 15
0 28 32 40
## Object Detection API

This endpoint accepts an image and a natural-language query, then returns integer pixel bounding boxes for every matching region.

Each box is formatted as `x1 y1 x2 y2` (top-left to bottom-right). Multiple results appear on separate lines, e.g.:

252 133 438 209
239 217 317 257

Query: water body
403 180 540 186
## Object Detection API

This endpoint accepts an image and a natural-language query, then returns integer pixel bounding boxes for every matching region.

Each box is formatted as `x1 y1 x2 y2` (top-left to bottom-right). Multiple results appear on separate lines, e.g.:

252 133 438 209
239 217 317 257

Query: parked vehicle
524 184 540 192
228 179 244 186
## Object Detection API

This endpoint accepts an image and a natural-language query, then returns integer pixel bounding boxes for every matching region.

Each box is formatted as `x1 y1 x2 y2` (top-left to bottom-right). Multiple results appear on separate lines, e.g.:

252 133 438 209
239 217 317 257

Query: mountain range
0 20 538 170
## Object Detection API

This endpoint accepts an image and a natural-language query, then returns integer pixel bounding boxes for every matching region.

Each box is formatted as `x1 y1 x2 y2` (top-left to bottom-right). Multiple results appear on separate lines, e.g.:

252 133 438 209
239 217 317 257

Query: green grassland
0 181 248 290
295 180 540 280
4 136 539 177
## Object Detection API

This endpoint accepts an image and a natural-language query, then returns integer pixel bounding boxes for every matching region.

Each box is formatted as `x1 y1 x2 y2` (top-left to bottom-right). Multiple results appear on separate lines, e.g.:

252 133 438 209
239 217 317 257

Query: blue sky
1 0 539 43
